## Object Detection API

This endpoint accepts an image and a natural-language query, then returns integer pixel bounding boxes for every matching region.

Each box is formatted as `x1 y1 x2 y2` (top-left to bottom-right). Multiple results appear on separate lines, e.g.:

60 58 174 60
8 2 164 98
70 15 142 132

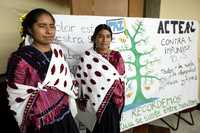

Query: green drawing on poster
118 21 160 111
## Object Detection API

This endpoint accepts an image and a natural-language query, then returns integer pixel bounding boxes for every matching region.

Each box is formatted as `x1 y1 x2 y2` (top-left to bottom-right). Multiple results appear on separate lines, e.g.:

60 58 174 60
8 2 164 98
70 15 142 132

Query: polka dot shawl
76 49 120 114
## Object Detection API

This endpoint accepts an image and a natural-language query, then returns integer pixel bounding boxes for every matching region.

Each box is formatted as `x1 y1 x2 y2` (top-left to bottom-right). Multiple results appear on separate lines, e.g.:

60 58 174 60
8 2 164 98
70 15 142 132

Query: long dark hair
91 24 113 50
18 8 55 49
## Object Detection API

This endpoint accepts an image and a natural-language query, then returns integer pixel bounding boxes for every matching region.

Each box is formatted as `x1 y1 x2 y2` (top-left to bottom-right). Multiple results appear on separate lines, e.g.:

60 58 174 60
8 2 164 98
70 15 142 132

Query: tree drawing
117 21 160 111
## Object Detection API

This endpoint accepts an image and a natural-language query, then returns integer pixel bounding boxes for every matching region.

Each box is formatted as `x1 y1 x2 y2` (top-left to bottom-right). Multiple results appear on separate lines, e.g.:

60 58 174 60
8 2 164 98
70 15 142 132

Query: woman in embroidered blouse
76 24 125 133
6 8 79 133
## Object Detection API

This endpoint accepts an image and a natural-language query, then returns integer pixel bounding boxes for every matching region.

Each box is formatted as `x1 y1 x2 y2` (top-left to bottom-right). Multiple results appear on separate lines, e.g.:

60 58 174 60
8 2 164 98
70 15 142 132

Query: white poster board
54 15 199 131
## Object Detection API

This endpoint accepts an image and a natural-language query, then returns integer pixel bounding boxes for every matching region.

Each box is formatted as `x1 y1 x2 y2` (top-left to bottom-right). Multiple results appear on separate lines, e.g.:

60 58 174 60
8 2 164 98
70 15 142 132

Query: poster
54 15 199 131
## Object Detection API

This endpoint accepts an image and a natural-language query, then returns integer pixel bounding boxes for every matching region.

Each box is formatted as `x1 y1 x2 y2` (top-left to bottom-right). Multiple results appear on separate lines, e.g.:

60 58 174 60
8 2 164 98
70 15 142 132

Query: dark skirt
26 108 79 133
0 80 21 133
87 101 121 133
37 112 79 133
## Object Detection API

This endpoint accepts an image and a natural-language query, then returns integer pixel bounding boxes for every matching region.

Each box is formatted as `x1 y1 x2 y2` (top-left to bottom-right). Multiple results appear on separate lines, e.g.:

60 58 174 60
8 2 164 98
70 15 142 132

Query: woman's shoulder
7 46 33 69
12 46 32 55
7 46 29 65
110 50 121 56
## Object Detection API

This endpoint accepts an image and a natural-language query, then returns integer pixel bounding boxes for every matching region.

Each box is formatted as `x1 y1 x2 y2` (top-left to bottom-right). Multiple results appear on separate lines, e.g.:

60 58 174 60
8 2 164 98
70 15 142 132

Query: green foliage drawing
118 21 160 111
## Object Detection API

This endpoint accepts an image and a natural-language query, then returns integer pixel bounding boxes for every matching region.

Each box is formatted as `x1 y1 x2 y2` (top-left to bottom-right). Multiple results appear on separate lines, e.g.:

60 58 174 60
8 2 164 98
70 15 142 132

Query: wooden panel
71 0 128 16
95 0 128 16
71 0 94 15
128 0 144 17
71 0 145 17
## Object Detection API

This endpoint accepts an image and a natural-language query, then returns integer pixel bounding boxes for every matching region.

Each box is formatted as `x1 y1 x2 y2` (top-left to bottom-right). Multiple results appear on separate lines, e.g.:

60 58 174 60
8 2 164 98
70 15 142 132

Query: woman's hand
72 80 79 87
76 98 88 111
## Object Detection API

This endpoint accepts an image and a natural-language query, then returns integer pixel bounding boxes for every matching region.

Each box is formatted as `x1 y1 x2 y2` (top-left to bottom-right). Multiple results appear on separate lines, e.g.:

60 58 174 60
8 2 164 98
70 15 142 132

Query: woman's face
95 29 112 51
30 14 56 46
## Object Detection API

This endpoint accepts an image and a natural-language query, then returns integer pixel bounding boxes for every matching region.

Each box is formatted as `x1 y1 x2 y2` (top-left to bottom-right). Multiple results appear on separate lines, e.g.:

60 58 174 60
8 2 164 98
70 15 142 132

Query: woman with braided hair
76 24 125 133
6 8 79 133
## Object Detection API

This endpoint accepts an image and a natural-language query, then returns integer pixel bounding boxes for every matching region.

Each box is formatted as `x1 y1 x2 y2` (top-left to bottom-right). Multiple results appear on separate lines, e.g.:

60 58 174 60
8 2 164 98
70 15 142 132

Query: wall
160 0 200 20
0 0 70 74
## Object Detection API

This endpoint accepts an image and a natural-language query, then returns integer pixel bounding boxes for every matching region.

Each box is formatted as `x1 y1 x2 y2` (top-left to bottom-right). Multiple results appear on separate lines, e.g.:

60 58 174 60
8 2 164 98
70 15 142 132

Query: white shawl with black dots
75 49 120 130
7 44 78 127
